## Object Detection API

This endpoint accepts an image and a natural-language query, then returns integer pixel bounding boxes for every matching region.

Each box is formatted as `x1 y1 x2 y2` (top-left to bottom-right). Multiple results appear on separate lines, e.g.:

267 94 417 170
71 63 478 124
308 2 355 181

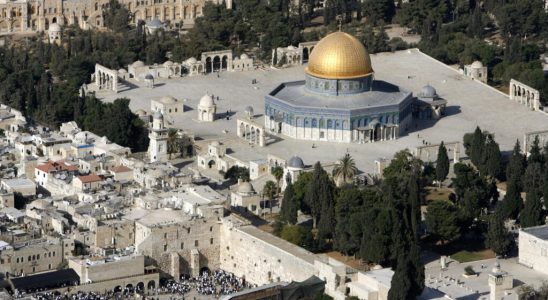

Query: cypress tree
520 188 544 228
280 182 298 225
485 136 502 179
435 141 449 187
506 140 526 189
304 162 324 229
486 212 513 256
501 179 522 220
388 255 413 300
470 126 485 169
528 136 544 166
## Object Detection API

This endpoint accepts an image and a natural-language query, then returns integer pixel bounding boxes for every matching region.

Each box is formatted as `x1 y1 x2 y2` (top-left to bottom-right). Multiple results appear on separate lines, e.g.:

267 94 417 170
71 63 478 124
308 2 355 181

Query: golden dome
305 32 373 80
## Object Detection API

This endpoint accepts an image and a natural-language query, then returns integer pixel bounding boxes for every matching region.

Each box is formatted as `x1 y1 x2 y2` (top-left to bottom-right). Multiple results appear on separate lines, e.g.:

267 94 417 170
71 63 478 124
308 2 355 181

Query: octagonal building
264 31 413 143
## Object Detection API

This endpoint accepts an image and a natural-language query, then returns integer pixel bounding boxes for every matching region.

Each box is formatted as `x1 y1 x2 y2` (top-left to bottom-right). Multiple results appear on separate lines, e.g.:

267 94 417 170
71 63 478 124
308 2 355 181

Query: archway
373 124 381 141
147 280 156 289
136 282 144 291
303 47 309 62
222 55 228 70
213 56 221 72
205 57 212 73
200 267 211 275
114 285 122 293
208 160 215 168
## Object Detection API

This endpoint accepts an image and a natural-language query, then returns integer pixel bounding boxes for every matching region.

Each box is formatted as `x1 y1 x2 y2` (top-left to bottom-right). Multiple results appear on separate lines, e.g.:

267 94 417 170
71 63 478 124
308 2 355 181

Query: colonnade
94 64 119 93
237 119 265 147
509 79 540 111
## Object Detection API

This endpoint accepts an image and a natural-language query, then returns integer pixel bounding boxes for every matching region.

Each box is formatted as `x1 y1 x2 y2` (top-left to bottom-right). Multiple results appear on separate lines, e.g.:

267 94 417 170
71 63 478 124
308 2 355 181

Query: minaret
148 111 168 162
488 261 513 300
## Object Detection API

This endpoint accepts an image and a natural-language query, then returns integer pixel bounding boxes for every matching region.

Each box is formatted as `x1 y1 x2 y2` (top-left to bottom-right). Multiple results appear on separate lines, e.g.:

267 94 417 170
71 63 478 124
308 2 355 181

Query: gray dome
160 96 177 104
146 18 163 28
287 156 305 169
237 181 255 194
48 23 62 32
153 111 163 119
420 85 437 98
244 106 254 114
132 60 145 68
199 94 215 107
135 109 147 116
471 60 483 68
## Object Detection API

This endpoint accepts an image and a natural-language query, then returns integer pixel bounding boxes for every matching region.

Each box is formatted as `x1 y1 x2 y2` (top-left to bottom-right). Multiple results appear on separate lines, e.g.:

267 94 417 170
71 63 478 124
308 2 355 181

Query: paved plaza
95 49 548 173
423 256 548 300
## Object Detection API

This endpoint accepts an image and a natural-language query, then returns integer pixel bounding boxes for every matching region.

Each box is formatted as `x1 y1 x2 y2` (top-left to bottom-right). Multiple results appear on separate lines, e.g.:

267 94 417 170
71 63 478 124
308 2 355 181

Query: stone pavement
96 49 548 174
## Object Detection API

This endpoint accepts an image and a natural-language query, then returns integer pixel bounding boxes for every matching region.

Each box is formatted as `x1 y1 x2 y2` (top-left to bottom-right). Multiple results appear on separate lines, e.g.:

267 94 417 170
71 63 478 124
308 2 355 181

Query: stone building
463 60 488 83
230 181 261 213
151 96 185 120
265 31 414 144
519 225 548 276
197 94 216 122
413 85 447 120
0 237 73 276
133 204 224 278
148 111 168 163
0 0 232 34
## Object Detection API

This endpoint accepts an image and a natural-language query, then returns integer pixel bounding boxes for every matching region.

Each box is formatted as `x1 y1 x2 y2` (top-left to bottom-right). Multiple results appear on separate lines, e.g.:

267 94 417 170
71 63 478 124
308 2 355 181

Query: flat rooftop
521 225 548 240
270 80 410 111
97 49 548 173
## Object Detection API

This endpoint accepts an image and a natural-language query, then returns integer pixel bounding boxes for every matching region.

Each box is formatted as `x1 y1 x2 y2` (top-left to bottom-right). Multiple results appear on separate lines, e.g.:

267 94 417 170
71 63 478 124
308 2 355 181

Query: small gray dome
135 109 147 116
240 53 249 60
132 60 145 68
288 156 305 169
146 18 163 28
471 60 483 68
160 96 177 104
420 85 437 98
237 181 255 194
48 23 62 32
153 111 163 119
199 94 215 107
186 57 198 64
244 106 254 114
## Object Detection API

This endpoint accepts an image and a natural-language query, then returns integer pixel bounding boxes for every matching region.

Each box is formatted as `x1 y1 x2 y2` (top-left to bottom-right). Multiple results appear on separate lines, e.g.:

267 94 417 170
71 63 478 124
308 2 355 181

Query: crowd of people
15 287 141 300
159 269 251 297
15 269 250 300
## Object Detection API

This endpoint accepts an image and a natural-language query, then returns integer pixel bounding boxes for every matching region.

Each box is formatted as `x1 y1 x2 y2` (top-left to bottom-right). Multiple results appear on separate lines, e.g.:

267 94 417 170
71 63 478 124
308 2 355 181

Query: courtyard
95 49 548 173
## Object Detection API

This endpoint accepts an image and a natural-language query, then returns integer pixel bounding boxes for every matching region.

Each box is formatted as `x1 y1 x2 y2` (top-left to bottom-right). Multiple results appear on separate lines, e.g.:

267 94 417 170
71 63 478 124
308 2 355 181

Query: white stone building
148 111 168 163
197 94 216 122
519 225 548 275
463 60 488 83
151 96 185 120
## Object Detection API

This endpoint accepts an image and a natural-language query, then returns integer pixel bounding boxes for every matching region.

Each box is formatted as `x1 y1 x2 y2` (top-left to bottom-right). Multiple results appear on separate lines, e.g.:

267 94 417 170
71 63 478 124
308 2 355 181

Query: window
180 242 184 249
210 238 213 245
209 226 212 232
194 240 198 247
163 244 167 251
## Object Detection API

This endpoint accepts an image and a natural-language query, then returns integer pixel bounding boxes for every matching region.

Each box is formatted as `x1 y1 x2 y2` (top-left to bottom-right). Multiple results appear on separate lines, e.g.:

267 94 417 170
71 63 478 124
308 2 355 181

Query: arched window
327 120 333 129
311 119 317 127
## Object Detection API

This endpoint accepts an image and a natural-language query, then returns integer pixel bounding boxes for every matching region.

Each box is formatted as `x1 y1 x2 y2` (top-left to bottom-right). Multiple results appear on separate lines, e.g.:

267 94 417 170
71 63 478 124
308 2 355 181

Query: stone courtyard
95 49 548 173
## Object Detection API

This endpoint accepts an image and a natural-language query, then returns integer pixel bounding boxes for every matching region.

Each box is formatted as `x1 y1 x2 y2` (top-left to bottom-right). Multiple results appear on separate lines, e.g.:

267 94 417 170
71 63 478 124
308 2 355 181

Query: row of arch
112 280 155 292
237 120 265 146
95 68 119 92
204 55 230 73
510 81 540 110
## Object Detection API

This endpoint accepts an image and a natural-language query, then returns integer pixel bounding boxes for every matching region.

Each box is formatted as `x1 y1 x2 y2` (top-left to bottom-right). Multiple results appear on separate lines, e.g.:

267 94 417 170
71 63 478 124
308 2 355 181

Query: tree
507 140 526 189
528 136 544 166
425 200 461 244
501 179 523 220
486 212 513 256
280 182 298 225
271 166 284 195
263 180 277 215
435 141 449 186
224 166 250 181
166 129 179 160
520 189 544 228
304 162 331 229
388 246 423 300
484 136 502 179
332 153 358 187
280 224 306 245
103 0 131 32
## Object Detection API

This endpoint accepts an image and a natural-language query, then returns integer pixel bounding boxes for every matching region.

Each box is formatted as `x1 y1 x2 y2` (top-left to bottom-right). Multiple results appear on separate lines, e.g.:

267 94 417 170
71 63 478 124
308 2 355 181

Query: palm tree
166 129 179 160
271 166 284 196
332 153 357 186
263 180 277 215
